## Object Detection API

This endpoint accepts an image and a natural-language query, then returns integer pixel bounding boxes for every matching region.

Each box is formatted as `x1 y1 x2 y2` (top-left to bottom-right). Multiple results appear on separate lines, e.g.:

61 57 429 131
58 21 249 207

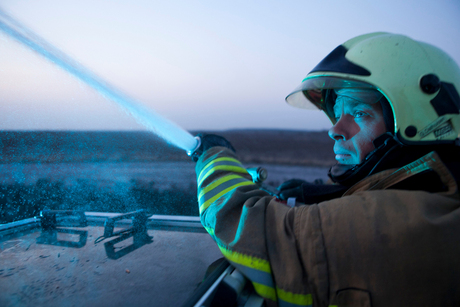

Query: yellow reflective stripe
199 157 244 183
218 245 271 274
199 180 254 213
199 157 242 179
253 282 277 301
198 174 245 200
199 176 250 207
277 287 313 306
204 226 214 236
198 165 248 187
198 157 244 184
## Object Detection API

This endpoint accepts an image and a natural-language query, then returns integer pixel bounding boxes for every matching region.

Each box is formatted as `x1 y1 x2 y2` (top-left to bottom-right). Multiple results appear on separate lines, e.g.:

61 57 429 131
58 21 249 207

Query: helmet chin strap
328 133 404 186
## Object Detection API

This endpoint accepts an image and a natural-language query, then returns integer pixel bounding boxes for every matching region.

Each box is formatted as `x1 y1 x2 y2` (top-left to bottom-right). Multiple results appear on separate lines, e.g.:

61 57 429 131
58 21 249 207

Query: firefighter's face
328 98 386 165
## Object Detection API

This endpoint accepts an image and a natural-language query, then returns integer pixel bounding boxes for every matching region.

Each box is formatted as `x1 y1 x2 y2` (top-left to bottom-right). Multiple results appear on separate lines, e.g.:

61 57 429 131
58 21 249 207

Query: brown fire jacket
196 147 460 307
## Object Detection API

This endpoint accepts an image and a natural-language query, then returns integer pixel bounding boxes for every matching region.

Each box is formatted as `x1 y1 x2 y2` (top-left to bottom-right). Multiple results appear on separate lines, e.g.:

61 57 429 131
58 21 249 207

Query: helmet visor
285 76 380 111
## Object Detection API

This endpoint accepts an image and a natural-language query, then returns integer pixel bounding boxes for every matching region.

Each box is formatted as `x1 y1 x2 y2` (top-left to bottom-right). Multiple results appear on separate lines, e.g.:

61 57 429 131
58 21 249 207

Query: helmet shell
286 32 460 144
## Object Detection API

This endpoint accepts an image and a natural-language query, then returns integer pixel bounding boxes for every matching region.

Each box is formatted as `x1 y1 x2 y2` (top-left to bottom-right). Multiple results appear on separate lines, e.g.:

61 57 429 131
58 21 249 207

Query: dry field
215 129 335 166
0 130 335 166
0 130 335 222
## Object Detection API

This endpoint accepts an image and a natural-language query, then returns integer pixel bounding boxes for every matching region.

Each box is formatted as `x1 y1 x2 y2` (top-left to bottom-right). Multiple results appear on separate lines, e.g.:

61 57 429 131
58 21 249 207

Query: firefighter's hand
190 133 235 162
277 179 307 202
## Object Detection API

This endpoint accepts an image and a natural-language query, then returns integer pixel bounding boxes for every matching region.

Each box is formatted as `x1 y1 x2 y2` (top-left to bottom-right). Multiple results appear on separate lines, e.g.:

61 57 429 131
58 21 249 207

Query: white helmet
286 32 460 145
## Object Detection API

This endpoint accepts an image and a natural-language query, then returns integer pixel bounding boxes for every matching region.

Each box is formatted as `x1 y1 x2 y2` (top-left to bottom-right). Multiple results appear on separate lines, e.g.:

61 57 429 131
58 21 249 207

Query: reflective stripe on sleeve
203 226 214 236
198 157 248 187
252 282 277 302
277 288 313 307
199 157 244 182
199 177 254 214
218 244 271 274
217 244 312 305
217 245 277 301
198 174 250 205
226 260 275 288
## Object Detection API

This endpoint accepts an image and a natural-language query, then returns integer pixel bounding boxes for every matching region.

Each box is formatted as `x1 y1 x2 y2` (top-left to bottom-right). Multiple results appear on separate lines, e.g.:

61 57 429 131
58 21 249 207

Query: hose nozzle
186 136 202 157
246 167 268 183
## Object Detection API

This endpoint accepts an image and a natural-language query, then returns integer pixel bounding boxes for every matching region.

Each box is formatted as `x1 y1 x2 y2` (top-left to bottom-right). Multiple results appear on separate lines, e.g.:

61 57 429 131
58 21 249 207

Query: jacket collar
344 151 459 198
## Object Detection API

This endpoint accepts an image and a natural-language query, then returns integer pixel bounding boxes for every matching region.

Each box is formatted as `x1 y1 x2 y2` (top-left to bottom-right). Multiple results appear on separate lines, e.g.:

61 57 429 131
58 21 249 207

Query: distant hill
0 130 335 166
215 130 335 166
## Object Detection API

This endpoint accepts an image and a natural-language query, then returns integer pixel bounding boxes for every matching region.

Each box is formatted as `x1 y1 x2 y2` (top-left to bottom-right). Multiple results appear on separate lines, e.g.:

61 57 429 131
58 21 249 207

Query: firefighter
192 33 460 306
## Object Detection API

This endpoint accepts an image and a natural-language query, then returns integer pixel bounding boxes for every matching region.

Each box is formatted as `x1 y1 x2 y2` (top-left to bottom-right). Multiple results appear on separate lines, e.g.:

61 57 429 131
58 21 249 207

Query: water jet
0 9 199 153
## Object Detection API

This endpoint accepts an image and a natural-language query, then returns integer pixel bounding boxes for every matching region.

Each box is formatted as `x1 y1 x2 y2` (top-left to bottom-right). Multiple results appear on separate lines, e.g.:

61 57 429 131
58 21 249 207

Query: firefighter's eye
354 111 367 118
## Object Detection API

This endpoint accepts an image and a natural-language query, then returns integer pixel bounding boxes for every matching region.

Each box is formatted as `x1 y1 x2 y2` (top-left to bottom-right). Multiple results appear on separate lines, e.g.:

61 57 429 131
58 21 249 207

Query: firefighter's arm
196 146 319 306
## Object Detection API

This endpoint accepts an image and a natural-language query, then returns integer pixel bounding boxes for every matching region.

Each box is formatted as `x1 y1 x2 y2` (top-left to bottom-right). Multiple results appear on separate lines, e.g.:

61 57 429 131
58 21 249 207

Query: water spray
0 9 199 154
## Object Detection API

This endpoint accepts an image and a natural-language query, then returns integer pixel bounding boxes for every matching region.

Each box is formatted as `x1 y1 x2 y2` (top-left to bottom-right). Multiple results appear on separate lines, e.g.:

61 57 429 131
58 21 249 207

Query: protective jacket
196 146 460 307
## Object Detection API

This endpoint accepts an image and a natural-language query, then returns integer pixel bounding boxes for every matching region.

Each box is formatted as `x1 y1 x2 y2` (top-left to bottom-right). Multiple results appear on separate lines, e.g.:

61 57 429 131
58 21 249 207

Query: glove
278 178 326 203
190 133 235 162
277 179 308 202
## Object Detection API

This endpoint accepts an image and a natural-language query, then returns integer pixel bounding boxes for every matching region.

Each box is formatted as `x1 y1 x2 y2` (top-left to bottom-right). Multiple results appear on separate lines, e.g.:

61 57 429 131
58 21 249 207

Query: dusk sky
0 0 459 132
